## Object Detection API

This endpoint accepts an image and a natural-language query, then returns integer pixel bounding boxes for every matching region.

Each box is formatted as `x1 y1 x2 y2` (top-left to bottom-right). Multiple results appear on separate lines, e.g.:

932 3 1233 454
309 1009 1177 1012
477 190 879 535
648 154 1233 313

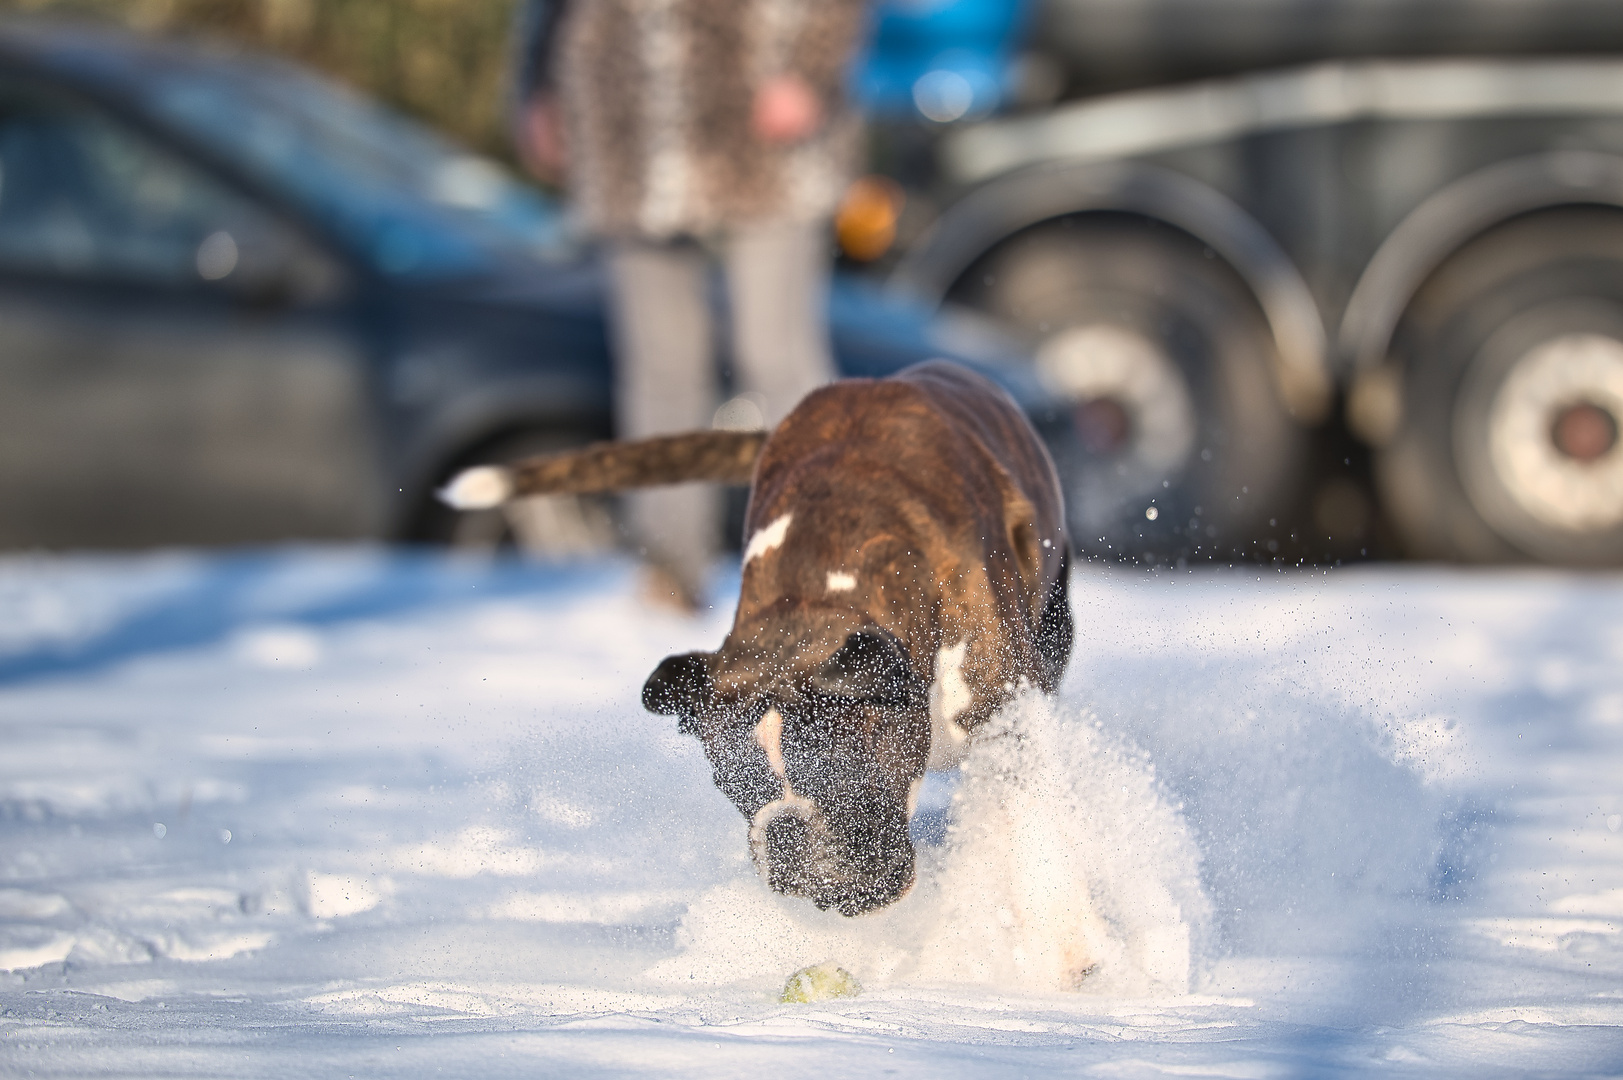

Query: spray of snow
305 872 386 919
648 688 1209 996
1375 712 1472 785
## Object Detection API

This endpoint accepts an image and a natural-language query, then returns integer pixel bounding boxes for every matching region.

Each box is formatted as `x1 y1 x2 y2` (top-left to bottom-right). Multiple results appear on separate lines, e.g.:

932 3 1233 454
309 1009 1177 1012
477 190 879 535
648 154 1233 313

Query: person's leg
725 219 837 429
606 239 718 607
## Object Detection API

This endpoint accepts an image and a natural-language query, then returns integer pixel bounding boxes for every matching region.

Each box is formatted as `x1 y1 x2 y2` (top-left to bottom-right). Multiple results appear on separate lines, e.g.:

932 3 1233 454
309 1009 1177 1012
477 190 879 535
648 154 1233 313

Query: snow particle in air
153 823 167 839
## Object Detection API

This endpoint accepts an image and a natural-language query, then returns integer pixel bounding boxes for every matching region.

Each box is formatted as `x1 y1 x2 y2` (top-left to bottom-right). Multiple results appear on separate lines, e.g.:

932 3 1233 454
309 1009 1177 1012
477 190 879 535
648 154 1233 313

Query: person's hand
752 74 822 144
516 93 567 185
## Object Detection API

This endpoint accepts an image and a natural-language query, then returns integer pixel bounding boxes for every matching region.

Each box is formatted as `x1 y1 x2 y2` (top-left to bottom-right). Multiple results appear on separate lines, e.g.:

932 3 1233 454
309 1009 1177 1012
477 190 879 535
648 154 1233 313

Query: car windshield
132 55 568 280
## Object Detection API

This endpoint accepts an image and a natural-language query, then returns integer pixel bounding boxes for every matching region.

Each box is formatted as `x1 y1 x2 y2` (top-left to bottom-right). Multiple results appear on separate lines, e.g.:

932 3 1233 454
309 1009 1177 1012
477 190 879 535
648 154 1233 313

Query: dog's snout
751 798 820 896
749 795 915 916
750 798 811 860
763 809 809 865
761 811 814 894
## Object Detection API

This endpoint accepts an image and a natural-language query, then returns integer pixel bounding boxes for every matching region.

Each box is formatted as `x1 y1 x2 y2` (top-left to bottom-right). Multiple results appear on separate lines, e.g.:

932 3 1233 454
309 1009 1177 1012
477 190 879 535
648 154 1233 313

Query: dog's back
720 361 1072 740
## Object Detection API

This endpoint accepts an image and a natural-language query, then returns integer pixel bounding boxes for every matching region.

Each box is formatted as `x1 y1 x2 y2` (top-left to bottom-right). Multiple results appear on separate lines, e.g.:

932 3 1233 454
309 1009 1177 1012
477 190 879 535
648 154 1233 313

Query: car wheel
1376 209 1623 566
414 427 619 556
947 214 1308 563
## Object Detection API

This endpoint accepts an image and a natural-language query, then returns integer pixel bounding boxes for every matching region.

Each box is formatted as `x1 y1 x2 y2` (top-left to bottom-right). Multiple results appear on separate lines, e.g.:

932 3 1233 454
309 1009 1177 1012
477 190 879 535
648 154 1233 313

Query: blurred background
6 0 1623 569
0 0 520 158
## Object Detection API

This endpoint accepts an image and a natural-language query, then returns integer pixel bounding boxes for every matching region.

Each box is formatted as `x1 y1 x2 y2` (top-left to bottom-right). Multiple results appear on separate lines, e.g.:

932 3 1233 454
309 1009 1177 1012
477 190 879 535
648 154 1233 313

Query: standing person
511 0 868 612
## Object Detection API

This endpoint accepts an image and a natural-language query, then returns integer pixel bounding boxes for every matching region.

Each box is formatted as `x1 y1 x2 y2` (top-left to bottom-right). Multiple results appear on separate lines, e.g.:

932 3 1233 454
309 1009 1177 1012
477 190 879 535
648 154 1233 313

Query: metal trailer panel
1039 0 1623 98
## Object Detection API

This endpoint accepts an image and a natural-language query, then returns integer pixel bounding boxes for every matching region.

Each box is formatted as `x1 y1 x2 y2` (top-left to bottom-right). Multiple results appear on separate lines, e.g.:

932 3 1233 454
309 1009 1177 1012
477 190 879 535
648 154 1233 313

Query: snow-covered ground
2 548 1621 1077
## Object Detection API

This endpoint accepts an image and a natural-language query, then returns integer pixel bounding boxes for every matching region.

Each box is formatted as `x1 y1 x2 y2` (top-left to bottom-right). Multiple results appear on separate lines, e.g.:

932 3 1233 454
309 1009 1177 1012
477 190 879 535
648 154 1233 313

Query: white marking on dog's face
744 513 792 565
826 570 857 593
931 642 971 722
754 706 787 780
927 641 973 769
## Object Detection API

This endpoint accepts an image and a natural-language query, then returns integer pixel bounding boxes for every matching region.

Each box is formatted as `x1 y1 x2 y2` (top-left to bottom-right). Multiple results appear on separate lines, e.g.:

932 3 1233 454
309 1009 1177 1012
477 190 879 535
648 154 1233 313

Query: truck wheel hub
1035 323 1196 474
1075 396 1133 454
1550 401 1618 462
1482 332 1623 532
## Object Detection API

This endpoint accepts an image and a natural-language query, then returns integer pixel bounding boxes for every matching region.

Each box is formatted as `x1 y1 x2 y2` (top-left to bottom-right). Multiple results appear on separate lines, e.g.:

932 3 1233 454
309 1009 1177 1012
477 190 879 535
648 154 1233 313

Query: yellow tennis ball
780 961 862 1003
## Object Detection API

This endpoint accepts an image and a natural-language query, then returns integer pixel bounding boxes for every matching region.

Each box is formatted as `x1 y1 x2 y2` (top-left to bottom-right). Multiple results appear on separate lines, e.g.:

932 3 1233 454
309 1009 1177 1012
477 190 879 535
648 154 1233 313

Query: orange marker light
836 176 905 262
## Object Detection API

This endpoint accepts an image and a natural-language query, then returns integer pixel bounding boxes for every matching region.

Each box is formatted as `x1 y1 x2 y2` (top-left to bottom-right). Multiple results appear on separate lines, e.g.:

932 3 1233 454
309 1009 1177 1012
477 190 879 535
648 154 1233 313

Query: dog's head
643 623 931 916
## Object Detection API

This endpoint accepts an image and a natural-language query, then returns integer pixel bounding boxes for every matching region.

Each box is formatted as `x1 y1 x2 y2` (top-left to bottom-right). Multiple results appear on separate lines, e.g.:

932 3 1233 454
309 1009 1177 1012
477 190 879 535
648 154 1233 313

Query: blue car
0 18 1049 552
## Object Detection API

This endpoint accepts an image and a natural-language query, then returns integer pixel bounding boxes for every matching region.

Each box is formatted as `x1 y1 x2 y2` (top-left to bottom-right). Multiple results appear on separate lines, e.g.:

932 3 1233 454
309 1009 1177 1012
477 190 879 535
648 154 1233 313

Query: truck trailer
867 0 1623 566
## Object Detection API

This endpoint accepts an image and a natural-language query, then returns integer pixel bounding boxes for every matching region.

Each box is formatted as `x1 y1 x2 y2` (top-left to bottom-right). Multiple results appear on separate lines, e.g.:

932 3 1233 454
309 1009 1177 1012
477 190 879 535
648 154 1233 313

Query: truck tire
411 427 619 556
1376 209 1623 566
947 214 1307 562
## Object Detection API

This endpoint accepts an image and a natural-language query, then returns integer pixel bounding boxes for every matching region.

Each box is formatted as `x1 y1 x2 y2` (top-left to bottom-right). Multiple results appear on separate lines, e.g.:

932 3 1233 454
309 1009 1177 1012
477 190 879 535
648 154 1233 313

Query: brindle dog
643 361 1073 916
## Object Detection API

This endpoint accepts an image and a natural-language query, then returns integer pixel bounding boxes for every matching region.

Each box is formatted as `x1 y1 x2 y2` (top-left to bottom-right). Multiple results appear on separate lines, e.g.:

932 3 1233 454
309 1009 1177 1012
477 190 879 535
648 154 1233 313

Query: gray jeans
607 219 835 595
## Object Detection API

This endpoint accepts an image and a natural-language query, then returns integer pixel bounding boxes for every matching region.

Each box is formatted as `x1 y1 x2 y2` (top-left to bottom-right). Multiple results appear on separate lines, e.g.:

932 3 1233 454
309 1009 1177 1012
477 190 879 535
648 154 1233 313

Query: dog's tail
437 430 767 510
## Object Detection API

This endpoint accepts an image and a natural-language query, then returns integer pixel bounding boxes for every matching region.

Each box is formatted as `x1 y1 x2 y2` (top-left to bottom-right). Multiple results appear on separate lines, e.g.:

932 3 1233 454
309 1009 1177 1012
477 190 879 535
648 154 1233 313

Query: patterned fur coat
523 0 867 239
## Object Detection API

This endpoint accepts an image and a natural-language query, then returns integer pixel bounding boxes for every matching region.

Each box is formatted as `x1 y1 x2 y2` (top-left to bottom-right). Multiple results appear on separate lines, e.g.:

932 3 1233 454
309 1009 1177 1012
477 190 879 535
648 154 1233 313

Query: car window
0 75 283 287
138 60 572 280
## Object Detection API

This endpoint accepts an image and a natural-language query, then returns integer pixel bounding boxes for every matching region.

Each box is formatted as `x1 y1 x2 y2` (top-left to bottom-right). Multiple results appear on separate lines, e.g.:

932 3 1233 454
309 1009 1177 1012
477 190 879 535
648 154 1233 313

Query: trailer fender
1343 152 1623 371
892 160 1331 421
1340 152 1623 446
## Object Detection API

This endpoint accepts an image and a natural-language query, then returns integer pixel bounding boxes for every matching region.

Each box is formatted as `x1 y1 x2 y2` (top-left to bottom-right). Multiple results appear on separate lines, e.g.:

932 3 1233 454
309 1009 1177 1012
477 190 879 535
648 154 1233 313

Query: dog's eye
813 688 914 714
866 700 916 736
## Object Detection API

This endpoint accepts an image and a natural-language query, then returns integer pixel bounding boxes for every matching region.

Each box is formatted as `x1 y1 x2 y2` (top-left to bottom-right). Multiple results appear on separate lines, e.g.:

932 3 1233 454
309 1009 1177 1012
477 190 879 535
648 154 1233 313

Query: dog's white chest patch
928 641 973 769
744 513 792 565
825 571 856 593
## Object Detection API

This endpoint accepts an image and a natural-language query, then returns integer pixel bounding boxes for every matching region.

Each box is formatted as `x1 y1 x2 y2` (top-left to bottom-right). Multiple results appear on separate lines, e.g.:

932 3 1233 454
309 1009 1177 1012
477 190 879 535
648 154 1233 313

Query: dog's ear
811 630 917 705
643 652 713 732
1004 490 1044 587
